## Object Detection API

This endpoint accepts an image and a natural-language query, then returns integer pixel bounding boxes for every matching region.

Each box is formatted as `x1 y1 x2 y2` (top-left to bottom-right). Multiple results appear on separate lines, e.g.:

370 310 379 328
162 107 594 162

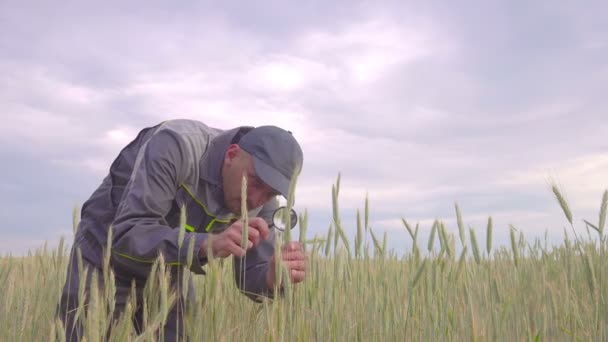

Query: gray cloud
1 0 607 255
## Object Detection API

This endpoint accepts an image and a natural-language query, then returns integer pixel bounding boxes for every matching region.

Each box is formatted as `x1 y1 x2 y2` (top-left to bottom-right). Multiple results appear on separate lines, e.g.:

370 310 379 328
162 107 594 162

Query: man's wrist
265 268 274 290
266 267 285 292
199 233 216 259
199 239 208 258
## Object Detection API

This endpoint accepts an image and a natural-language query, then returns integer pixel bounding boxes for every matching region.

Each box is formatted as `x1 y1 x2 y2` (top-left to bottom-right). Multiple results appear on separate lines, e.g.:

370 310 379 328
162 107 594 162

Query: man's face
221 145 280 215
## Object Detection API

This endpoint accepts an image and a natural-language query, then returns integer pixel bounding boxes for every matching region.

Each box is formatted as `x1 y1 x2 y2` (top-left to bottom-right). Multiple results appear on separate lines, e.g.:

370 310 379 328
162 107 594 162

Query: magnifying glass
270 206 298 231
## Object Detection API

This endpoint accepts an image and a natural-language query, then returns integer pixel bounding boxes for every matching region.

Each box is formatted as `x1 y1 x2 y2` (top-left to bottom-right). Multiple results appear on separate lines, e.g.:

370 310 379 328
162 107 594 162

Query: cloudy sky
1 0 607 256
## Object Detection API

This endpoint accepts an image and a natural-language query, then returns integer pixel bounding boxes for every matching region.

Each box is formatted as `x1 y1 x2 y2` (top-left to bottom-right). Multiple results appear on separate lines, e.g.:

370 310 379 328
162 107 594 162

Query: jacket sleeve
110 129 209 281
233 197 284 302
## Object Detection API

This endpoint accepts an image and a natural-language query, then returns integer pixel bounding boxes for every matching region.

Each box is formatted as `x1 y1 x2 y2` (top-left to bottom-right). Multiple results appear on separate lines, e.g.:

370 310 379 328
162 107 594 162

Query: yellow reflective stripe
112 250 184 266
180 183 233 223
110 184 228 267
205 218 217 232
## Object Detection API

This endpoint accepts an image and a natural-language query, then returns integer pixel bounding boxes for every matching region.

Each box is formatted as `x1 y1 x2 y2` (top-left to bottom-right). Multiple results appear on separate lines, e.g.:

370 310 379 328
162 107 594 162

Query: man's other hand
266 241 307 289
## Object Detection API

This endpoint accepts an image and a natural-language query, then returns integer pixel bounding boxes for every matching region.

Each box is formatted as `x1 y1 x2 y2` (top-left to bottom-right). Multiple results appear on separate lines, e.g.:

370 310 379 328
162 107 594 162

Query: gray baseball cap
237 125 303 200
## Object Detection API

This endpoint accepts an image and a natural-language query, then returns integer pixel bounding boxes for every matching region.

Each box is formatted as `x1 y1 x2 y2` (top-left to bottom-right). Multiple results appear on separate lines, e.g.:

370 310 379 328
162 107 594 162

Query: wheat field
1 177 608 341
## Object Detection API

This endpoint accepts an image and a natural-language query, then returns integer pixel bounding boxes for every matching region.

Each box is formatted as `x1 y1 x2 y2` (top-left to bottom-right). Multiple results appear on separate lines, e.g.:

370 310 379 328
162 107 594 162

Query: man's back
74 119 220 270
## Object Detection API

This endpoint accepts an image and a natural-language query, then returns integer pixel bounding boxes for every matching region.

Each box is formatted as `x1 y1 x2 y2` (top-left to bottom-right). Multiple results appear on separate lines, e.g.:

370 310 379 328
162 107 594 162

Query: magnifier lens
272 207 298 231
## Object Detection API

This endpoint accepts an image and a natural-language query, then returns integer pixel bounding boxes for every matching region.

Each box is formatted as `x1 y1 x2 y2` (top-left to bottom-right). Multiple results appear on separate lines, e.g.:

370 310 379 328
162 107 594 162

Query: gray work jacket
74 119 279 301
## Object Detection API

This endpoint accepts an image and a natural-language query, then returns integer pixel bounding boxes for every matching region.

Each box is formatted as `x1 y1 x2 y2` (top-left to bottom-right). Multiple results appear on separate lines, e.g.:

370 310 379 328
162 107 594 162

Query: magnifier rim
272 206 298 231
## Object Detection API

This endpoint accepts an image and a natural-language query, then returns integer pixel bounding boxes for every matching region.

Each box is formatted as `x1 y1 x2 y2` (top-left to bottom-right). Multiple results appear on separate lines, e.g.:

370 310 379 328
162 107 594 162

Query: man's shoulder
152 119 228 155
157 119 225 137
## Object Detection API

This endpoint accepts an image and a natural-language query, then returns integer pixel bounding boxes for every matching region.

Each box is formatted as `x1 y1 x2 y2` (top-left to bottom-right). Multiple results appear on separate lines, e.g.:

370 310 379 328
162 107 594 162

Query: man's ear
224 144 241 165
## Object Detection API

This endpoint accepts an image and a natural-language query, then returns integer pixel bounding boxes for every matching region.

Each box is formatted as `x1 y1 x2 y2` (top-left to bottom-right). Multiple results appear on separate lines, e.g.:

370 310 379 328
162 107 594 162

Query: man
58 119 307 341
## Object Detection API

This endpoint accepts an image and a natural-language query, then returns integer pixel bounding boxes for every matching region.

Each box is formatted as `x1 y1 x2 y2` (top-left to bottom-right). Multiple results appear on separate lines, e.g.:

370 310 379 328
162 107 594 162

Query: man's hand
199 217 269 258
266 242 307 289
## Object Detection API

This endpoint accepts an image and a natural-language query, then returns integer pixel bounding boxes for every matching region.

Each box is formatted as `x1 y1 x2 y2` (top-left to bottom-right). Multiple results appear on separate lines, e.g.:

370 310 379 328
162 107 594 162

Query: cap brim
251 155 290 200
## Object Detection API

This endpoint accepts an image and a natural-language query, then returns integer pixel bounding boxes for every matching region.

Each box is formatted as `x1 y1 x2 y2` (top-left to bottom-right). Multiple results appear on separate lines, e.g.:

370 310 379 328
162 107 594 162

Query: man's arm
110 129 209 281
232 197 280 302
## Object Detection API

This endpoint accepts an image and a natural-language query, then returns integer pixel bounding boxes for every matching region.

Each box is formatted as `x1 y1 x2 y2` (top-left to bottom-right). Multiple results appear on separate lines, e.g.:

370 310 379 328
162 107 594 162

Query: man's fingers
248 217 270 240
285 259 307 271
229 220 263 247
283 241 302 252
227 230 244 248
226 231 251 253
281 250 307 261
290 270 306 283
227 240 248 257
247 225 260 246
